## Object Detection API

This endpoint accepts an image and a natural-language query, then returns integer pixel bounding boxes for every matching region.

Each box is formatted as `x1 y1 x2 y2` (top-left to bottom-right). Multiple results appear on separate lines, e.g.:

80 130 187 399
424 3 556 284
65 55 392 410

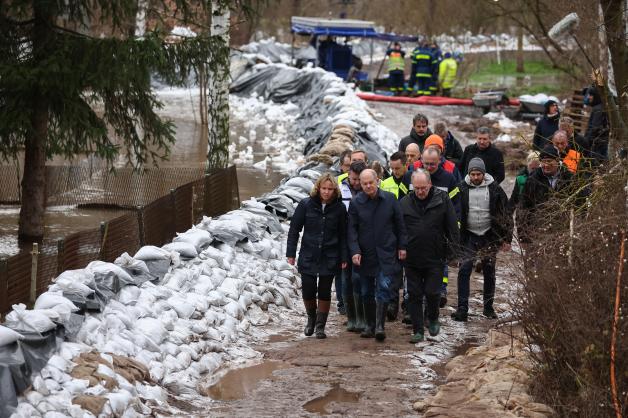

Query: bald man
348 169 407 341
405 143 421 167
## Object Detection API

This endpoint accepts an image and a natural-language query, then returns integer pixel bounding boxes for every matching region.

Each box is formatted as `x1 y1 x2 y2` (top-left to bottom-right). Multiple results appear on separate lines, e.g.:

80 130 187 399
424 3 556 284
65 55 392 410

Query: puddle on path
267 332 293 343
302 384 360 415
202 360 287 401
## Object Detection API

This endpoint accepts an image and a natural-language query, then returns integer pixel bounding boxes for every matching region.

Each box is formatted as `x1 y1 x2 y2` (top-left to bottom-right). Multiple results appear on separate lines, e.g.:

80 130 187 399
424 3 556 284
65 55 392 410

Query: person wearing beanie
517 145 574 244
532 99 560 151
451 158 512 321
458 127 505 184
413 134 463 183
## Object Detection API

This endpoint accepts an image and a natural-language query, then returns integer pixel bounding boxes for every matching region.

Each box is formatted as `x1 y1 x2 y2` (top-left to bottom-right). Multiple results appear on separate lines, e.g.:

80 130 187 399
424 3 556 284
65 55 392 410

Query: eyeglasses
423 162 438 167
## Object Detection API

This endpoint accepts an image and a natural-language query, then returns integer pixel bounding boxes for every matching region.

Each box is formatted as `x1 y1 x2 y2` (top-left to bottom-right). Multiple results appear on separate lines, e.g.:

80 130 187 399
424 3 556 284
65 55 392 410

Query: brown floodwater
201 360 288 401
302 384 361 415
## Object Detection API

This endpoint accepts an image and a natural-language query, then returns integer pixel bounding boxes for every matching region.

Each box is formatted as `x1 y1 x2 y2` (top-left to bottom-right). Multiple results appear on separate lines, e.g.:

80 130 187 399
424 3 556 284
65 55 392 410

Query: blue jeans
334 270 344 308
456 233 497 313
357 271 393 304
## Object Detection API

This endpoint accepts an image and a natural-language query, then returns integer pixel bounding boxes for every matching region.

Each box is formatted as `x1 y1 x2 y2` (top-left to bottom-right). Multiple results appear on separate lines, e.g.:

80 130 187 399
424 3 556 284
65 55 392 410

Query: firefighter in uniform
414 43 433 96
386 42 406 96
379 151 411 321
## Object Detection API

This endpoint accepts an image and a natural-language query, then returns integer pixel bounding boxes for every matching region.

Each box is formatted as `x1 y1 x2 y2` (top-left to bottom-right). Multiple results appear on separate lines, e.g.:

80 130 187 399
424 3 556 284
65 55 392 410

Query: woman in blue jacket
287 173 348 339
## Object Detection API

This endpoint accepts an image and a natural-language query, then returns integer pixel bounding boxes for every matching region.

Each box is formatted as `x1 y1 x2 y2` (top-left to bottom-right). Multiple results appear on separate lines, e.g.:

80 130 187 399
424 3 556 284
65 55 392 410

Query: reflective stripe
442 276 448 284
449 187 460 199
416 73 432 77
337 172 348 185
415 54 431 59
380 177 408 200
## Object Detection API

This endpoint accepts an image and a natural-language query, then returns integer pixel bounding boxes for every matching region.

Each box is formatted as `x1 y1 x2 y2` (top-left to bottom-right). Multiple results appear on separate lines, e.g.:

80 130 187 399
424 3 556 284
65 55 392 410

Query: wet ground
199 254 517 417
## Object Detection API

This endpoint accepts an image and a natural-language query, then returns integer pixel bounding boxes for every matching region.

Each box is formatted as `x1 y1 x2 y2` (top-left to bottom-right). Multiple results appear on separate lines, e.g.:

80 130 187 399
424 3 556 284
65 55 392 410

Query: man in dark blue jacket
348 169 407 341
533 100 560 151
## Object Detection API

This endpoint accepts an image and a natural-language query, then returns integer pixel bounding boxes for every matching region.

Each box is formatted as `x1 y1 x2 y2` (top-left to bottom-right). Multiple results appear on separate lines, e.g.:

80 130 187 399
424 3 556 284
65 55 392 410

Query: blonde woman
287 173 348 339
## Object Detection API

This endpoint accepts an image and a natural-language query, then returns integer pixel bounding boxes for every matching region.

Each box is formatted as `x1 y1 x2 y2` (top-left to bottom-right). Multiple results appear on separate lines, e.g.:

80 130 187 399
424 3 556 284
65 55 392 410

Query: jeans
456 233 498 313
357 270 394 304
405 265 442 333
334 271 344 308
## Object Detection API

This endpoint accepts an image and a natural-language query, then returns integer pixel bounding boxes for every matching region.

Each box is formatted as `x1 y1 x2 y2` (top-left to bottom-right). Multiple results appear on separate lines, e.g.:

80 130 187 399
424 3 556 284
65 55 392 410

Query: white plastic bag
5 304 56 333
0 324 23 345
162 242 198 258
173 228 212 251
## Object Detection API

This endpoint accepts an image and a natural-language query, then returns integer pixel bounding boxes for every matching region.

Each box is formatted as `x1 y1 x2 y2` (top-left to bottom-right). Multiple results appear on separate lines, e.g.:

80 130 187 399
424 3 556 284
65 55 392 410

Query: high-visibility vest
562 149 581 173
337 172 348 185
380 176 409 199
387 50 405 72
439 58 457 89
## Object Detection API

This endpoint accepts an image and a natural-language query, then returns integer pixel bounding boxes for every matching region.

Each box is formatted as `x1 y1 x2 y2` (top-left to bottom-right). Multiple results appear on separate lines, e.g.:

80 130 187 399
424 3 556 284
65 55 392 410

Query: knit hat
467 157 486 174
539 145 560 161
424 134 445 152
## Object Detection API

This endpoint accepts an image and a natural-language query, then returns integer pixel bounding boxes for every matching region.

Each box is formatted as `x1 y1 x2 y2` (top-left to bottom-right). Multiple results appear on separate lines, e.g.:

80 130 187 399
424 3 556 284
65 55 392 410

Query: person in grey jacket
400 169 460 343
348 169 407 341
451 158 513 322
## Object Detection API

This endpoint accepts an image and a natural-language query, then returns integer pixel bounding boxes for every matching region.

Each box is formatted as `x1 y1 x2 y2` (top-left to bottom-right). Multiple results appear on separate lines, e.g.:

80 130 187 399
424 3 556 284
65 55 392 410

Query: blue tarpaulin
291 16 418 42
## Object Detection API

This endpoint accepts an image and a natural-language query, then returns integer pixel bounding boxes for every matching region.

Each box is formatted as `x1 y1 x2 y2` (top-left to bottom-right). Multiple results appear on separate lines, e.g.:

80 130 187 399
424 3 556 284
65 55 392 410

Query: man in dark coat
533 99 560 151
400 169 459 343
517 145 574 244
348 169 407 341
398 113 432 152
458 127 505 184
434 122 464 166
451 158 513 322
584 86 610 162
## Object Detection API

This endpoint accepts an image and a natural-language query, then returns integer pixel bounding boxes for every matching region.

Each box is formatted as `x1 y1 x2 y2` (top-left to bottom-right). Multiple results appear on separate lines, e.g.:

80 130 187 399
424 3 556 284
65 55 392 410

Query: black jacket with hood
458 173 513 245
399 187 460 268
458 143 505 184
584 87 609 156
286 195 347 276
398 128 433 152
533 100 560 151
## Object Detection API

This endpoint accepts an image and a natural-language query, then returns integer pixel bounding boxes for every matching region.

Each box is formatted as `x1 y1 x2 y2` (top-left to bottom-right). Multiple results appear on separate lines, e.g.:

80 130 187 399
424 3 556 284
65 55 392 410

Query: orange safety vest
562 149 581 173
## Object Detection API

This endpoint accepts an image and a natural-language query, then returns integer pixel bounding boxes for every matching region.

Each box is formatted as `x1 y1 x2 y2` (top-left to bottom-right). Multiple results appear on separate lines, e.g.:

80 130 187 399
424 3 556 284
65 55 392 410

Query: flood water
201 360 287 401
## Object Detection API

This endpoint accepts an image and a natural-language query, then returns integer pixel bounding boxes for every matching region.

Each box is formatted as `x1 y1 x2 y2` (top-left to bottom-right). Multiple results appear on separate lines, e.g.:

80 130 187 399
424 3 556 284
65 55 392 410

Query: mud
200 258 516 417
202 361 288 401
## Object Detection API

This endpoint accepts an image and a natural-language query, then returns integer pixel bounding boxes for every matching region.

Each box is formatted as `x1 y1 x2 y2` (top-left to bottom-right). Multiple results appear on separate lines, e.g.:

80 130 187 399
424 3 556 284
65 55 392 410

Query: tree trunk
206 1 230 170
516 26 525 73
599 0 628 151
18 3 52 243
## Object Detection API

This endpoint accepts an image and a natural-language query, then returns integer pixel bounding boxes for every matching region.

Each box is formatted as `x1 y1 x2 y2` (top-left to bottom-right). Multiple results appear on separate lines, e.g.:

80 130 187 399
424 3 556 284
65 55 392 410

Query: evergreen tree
0 0 224 242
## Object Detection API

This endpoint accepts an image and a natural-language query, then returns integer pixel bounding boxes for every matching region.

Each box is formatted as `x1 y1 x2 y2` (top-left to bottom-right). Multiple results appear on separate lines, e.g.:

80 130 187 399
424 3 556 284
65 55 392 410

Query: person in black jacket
348 169 407 341
532 99 560 151
287 173 348 339
559 116 590 157
517 146 574 244
398 113 433 152
400 169 460 343
451 158 513 322
584 86 609 162
434 122 464 167
458 127 505 184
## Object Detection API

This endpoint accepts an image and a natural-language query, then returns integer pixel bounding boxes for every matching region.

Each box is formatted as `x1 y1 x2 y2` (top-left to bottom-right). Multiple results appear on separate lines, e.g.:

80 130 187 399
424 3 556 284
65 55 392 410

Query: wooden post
137 205 145 246
30 243 39 306
191 185 196 226
56 238 65 274
99 221 108 260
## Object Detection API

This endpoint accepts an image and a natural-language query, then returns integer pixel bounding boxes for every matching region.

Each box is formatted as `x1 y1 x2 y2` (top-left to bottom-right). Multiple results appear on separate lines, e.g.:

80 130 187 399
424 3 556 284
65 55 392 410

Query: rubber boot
375 302 387 341
315 300 331 339
353 292 366 332
303 299 317 336
360 300 376 338
344 290 358 332
387 295 399 321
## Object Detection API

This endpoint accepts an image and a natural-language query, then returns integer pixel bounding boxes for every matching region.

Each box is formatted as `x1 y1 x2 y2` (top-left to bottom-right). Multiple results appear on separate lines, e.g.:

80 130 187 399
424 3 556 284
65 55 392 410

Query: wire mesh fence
0 165 240 314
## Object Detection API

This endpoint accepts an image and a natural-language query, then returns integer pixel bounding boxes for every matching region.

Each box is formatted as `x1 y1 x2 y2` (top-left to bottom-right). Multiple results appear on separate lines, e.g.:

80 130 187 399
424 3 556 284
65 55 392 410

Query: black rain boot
354 292 366 332
360 300 376 338
375 302 387 341
315 300 331 339
303 299 317 336
344 290 358 332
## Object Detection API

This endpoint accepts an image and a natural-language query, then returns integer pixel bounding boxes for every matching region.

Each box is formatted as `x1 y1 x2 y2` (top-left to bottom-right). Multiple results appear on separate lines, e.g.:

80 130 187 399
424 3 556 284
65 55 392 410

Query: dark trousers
390 270 403 305
388 70 405 93
406 64 416 92
357 271 393 304
301 274 334 301
417 77 431 95
441 88 451 97
334 271 344 308
406 265 442 333
456 233 497 313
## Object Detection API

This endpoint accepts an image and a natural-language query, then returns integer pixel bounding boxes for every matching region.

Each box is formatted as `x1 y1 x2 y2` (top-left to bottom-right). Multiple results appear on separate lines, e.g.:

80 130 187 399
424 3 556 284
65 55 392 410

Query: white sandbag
34 292 79 312
134 245 171 261
114 252 150 274
86 260 134 284
219 277 245 300
0 324 24 345
166 295 195 319
50 270 94 297
135 318 168 345
192 275 215 295
135 383 167 402
105 390 133 416
174 228 212 251
118 286 142 305
162 242 198 258
5 304 56 333
207 290 229 306
224 300 244 319
185 293 209 313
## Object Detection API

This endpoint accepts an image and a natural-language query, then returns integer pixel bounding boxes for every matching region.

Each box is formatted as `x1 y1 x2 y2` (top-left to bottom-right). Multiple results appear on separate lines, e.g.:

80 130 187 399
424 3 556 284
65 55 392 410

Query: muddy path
200 257 516 417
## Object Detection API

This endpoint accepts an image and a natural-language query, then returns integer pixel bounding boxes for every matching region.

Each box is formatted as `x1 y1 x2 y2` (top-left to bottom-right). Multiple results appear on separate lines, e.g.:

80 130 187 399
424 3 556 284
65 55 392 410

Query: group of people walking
288 97 605 343
386 42 459 97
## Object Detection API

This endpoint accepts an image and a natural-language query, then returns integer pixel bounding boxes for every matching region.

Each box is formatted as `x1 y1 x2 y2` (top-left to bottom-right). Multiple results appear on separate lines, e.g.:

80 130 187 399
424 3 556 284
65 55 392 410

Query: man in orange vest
552 130 581 174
